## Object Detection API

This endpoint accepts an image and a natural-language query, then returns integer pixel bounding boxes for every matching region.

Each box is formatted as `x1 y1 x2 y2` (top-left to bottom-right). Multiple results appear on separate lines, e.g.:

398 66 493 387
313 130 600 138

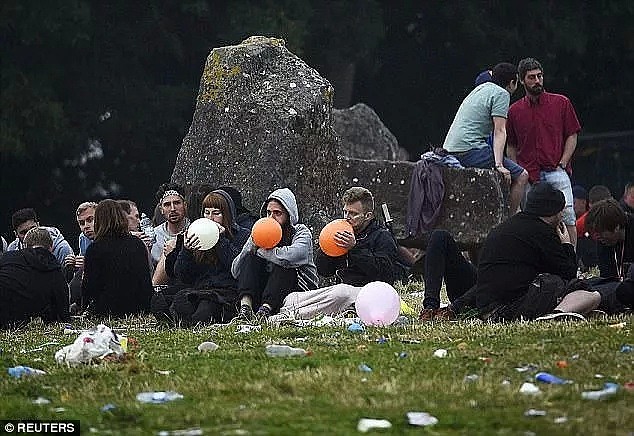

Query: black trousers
238 253 298 313
423 230 477 309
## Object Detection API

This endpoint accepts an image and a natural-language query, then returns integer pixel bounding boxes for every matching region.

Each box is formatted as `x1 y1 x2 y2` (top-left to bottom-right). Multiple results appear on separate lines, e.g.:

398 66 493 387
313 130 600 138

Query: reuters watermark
1 420 79 435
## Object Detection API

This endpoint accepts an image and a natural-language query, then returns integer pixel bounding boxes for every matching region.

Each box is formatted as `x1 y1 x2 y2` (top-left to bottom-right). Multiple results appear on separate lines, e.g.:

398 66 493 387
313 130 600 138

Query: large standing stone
171 36 344 231
333 103 409 161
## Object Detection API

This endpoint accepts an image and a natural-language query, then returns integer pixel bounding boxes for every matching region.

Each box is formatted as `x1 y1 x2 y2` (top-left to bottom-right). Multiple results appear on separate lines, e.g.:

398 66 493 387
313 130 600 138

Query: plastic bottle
140 213 156 243
265 344 307 357
136 391 184 404
535 372 571 385
7 366 47 378
581 382 619 400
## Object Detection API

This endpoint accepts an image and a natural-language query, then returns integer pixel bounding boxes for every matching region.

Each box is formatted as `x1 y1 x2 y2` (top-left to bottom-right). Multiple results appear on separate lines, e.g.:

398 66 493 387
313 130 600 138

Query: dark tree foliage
1 0 633 242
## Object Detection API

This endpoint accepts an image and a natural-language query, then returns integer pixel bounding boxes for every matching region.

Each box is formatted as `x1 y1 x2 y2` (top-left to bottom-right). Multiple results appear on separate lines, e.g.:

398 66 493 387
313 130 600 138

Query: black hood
1 248 60 272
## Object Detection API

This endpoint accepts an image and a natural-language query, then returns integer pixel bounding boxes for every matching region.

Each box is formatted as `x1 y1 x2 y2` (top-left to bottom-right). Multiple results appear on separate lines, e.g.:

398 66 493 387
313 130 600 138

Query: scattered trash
361 378 368 383
479 357 492 363
398 352 408 359
623 382 634 391
620 344 632 353
393 315 410 327
294 337 307 342
571 354 580 360
136 391 184 404
156 370 171 375
581 382 619 400
519 382 541 395
101 404 116 412
554 416 568 424
514 364 538 373
376 337 388 344
501 379 511 386
556 360 568 368
401 339 421 344
265 344 307 357
594 374 604 378
609 322 626 329
157 428 203 436
347 323 364 333
52 407 66 413
464 374 479 382
358 364 373 373
197 342 219 352
535 372 572 385
32 397 51 405
357 418 392 433
433 349 448 358
236 325 261 334
524 409 547 417
8 366 47 378
407 411 438 426
55 324 125 365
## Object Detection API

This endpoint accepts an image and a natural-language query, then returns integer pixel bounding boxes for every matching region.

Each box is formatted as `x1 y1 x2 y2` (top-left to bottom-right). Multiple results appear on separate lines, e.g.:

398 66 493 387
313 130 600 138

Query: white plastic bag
55 324 126 365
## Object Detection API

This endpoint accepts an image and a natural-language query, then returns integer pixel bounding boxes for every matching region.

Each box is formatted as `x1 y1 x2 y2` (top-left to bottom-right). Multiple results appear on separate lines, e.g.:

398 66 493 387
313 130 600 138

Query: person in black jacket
447 183 601 321
169 190 250 325
272 187 407 321
81 199 153 316
0 227 69 327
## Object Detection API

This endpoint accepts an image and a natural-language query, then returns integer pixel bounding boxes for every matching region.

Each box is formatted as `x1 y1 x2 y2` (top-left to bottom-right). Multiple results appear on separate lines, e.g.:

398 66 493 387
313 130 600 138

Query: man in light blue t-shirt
443 62 529 214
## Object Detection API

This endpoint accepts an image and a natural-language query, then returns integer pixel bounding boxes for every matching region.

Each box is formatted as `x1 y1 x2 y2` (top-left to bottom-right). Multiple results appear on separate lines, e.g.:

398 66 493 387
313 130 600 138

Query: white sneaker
534 312 586 322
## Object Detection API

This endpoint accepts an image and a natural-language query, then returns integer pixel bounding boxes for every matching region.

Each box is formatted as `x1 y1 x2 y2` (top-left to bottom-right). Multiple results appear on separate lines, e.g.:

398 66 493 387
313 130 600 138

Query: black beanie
524 183 565 216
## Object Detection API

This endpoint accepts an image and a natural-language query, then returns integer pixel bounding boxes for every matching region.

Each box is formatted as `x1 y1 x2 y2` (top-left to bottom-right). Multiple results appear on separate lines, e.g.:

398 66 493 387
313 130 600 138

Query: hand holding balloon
251 218 282 249
184 233 202 251
319 219 354 257
186 218 220 251
333 230 356 250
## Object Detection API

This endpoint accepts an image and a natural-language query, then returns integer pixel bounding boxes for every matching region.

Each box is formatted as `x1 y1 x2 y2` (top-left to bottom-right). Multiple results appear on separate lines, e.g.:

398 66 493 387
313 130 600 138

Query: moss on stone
199 51 242 105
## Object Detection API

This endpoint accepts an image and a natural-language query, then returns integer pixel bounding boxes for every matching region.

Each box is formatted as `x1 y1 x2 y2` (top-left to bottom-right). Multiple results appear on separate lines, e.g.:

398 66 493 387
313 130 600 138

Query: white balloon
355 281 400 326
186 218 220 250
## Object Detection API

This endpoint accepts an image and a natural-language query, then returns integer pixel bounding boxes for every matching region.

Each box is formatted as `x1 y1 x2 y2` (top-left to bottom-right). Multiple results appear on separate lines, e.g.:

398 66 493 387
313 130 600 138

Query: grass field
1 300 633 435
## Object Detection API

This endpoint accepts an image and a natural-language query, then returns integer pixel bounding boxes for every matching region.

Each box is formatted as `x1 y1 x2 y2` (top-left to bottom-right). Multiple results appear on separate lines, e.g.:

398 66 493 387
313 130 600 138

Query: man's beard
526 84 543 96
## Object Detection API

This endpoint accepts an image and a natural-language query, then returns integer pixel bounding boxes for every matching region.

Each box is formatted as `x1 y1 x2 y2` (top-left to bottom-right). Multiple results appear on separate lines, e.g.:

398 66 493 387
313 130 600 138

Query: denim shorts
453 146 525 180
539 168 575 225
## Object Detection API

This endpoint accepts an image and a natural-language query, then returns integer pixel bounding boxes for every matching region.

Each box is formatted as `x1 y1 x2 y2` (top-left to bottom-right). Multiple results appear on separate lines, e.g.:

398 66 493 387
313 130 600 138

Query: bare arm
492 116 511 183
507 141 517 162
559 133 577 167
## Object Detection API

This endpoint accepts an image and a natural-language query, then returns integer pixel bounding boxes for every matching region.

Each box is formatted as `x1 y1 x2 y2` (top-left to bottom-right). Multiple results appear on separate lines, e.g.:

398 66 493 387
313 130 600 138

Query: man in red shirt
507 58 581 246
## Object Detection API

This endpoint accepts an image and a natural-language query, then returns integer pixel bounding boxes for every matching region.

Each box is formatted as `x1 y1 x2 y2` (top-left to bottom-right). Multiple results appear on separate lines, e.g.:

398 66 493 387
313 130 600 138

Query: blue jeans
453 146 525 180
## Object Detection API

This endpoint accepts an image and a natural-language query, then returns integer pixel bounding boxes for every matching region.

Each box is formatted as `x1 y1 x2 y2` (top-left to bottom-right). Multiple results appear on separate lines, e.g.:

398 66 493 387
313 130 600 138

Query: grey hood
260 188 299 226
213 189 239 231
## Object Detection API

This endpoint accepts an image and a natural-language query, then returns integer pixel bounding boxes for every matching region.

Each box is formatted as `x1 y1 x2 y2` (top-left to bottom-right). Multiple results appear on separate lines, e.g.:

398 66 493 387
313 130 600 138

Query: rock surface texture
172 36 508 246
333 103 409 161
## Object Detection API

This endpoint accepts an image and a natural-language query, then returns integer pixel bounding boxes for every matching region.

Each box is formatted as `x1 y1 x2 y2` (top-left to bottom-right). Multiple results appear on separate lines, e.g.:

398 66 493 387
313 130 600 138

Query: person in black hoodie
81 199 153 316
0 227 69 327
169 190 249 324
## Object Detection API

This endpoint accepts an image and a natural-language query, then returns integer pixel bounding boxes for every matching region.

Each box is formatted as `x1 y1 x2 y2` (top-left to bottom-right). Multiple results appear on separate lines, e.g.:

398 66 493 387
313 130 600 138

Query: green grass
1 308 633 435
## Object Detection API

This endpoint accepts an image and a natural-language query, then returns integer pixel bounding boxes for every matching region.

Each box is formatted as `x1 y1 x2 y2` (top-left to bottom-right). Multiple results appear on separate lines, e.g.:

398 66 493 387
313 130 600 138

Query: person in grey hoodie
232 188 318 319
7 208 74 266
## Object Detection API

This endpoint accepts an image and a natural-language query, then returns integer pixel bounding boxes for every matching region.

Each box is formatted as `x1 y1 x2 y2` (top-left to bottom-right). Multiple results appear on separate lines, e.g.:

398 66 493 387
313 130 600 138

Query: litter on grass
357 418 392 432
197 341 219 352
32 397 50 405
620 344 632 353
358 364 373 373
136 391 184 404
347 323 364 333
157 428 203 436
7 366 47 378
524 409 547 417
535 372 572 384
265 344 307 357
581 383 619 400
519 382 541 395
433 349 448 358
407 411 438 426
101 404 116 412
55 324 125 365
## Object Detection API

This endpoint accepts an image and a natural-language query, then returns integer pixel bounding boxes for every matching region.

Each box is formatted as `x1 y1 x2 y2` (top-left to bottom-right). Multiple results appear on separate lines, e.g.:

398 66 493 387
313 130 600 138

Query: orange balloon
319 219 353 257
251 217 282 249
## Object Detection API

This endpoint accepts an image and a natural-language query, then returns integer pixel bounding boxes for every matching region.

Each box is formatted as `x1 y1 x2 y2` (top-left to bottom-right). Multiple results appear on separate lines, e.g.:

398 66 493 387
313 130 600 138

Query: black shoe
255 305 272 320
238 304 254 321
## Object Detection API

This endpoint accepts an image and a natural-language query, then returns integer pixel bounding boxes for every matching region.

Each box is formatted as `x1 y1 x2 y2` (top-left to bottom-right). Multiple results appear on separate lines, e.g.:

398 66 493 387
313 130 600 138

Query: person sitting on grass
271 186 407 322
583 198 633 313
445 183 601 321
169 190 249 325
0 227 70 328
232 188 318 320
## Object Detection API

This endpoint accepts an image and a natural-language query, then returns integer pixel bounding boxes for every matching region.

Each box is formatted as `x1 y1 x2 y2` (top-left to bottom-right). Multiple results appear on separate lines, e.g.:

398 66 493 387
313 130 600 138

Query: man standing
7 208 74 266
0 227 70 327
150 183 189 265
271 187 408 321
507 57 582 246
443 62 529 213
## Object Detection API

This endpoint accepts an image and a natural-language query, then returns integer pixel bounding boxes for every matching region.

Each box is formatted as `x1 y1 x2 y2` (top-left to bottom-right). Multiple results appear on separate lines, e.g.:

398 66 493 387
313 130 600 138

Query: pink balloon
355 281 400 326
